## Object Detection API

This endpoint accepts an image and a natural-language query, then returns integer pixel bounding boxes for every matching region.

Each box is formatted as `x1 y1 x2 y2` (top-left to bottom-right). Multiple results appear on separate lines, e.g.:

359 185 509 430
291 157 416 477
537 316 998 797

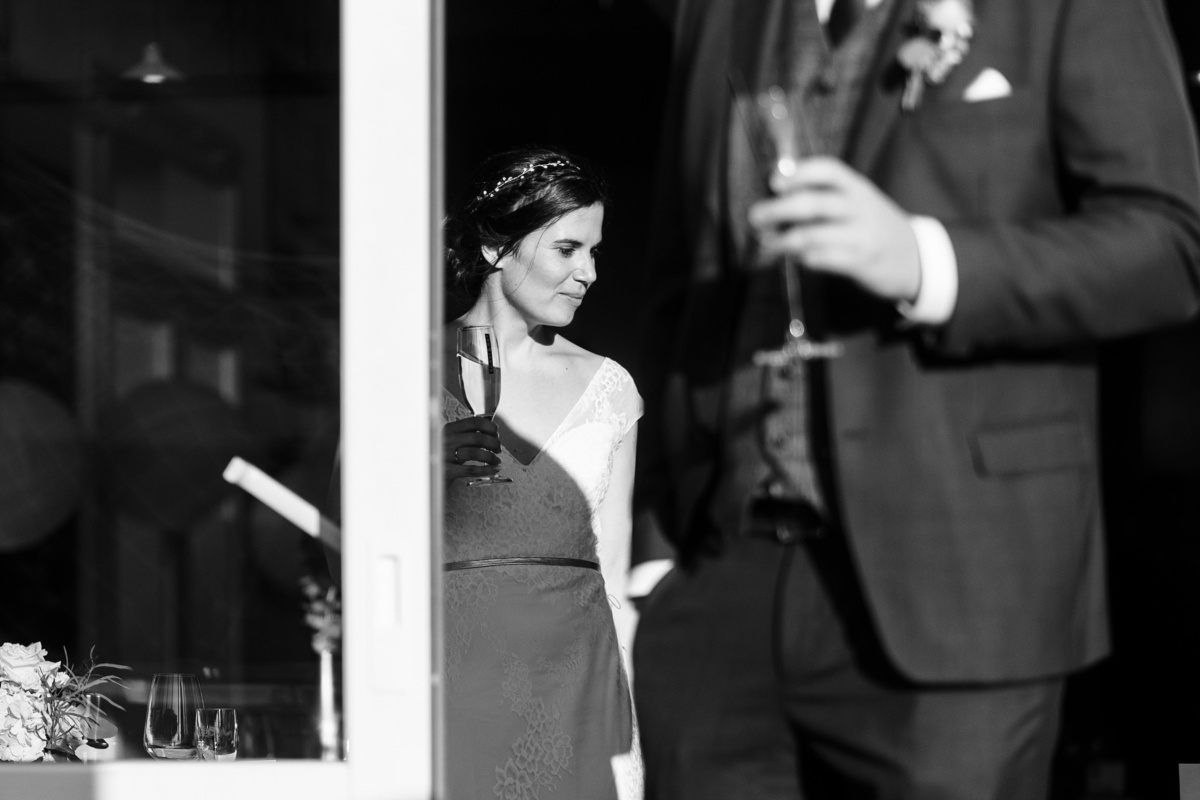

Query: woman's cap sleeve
609 360 643 436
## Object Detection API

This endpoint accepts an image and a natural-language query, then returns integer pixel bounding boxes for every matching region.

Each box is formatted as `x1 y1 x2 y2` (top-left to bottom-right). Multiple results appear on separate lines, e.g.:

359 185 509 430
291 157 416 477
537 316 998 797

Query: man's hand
748 157 922 303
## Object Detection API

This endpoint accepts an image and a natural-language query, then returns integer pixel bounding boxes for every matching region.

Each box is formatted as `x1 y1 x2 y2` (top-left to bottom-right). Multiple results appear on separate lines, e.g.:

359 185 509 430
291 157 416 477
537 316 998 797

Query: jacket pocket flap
973 420 1093 476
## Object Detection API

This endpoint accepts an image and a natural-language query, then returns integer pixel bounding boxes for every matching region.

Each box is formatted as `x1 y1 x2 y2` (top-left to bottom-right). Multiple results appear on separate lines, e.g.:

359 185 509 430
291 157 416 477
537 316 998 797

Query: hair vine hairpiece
473 159 575 204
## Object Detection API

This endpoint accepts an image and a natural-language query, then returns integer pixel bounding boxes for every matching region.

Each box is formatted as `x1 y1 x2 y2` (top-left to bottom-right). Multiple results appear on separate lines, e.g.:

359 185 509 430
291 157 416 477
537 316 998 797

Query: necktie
825 0 867 49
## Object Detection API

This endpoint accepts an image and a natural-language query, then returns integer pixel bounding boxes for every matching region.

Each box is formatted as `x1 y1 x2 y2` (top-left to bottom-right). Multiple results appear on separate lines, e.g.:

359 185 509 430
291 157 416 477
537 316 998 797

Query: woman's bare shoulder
547 335 607 375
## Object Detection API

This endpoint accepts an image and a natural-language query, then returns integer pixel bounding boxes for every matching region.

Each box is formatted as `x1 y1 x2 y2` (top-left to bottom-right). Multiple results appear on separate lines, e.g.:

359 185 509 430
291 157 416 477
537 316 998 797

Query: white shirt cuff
628 559 674 599
898 216 958 325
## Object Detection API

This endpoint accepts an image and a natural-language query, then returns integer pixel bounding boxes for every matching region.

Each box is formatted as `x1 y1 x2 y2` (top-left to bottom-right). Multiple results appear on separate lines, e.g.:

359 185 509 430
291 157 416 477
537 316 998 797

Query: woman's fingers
444 437 502 482
450 442 501 466
446 429 501 458
446 462 503 483
443 416 502 481
443 415 499 436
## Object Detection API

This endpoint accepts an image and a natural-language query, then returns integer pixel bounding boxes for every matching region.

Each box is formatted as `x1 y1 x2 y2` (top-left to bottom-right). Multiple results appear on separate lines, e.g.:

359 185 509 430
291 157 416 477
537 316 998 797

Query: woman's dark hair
445 145 609 304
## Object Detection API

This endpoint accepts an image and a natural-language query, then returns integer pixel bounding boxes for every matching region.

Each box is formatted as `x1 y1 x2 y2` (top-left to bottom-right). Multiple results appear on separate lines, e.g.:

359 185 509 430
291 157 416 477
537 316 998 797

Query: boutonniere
896 0 975 111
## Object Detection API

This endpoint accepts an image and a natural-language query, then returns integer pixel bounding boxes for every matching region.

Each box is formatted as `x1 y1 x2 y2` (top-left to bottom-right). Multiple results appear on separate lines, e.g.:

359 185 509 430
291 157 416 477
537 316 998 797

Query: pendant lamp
122 42 183 83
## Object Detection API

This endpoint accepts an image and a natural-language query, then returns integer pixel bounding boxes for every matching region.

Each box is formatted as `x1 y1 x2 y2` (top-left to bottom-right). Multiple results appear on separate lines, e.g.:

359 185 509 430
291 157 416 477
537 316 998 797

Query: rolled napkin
223 457 342 551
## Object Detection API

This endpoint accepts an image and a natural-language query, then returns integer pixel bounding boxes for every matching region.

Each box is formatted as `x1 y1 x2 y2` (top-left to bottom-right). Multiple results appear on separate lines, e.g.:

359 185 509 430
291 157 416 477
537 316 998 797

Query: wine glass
195 707 238 762
457 325 513 485
143 673 205 760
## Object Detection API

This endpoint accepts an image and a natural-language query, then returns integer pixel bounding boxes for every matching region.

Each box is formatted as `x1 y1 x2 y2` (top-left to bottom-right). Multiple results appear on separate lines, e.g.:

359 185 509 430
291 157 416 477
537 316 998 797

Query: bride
440 146 642 800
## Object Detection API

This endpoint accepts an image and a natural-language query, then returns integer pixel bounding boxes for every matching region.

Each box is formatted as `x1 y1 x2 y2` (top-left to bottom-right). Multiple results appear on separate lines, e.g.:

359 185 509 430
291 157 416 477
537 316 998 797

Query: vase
317 648 341 761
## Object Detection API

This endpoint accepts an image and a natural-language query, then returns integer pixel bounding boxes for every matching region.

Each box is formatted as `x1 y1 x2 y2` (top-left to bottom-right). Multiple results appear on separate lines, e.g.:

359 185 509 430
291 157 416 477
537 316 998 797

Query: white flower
0 684 47 763
897 0 976 111
919 0 974 41
0 642 127 761
0 642 60 692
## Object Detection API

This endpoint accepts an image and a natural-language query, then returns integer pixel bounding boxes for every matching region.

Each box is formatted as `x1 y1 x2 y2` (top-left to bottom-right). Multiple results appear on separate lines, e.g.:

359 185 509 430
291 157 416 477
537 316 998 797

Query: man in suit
630 0 1200 797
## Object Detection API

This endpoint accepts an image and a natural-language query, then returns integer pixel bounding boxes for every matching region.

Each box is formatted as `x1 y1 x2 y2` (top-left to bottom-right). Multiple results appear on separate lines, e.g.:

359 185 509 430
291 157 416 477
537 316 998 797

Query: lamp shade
98 380 247 531
0 380 84 553
122 42 184 83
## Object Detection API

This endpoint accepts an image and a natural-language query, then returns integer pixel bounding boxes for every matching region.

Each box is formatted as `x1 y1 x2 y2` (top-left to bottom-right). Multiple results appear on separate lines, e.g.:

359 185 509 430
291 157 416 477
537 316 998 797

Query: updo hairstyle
445 145 609 303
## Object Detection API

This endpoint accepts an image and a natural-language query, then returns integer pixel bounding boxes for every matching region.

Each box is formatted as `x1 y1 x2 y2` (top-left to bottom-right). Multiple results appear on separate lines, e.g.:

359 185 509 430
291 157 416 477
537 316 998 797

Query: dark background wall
443 0 673 358
1088 3 1200 797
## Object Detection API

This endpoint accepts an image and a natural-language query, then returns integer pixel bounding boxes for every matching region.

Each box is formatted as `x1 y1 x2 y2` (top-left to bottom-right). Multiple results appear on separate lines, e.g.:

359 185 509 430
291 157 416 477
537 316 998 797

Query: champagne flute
457 325 512 486
732 75 844 364
143 673 205 760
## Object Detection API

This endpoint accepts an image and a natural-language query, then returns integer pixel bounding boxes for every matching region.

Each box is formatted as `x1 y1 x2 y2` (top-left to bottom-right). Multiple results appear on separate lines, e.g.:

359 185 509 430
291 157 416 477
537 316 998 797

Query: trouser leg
779 535 1065 800
632 532 1065 800
634 539 801 800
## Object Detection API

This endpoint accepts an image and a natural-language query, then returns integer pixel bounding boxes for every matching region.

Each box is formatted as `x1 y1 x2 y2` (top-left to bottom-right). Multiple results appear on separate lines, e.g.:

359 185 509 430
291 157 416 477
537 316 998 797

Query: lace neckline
443 357 611 468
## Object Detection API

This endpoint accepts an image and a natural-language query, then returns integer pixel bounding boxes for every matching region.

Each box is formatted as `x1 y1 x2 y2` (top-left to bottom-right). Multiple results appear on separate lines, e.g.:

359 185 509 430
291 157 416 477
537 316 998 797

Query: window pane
1 0 344 765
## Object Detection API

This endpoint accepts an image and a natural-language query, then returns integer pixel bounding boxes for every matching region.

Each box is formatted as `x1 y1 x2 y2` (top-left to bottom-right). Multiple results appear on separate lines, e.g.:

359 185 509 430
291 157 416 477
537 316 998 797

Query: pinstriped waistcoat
721 0 896 520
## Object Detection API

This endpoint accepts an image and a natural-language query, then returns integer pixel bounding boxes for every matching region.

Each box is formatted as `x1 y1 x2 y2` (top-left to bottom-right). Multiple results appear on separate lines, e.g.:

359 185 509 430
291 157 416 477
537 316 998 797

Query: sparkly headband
473 160 575 204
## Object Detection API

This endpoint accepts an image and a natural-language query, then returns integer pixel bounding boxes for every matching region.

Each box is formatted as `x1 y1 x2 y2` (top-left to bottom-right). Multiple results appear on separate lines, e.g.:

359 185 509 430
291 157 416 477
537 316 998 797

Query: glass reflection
0 0 341 761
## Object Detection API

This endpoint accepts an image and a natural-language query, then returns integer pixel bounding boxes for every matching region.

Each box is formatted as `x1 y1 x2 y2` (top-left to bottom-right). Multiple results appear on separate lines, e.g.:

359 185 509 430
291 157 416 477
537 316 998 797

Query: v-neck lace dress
442 357 643 800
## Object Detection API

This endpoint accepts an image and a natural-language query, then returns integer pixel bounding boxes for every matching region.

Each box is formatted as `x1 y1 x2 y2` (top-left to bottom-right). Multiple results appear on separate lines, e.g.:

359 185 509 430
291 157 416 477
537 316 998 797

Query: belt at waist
740 497 830 544
444 556 600 572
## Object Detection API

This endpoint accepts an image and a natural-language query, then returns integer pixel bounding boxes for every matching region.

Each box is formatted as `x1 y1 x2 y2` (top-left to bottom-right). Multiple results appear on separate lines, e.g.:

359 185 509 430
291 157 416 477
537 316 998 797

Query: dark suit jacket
642 0 1200 683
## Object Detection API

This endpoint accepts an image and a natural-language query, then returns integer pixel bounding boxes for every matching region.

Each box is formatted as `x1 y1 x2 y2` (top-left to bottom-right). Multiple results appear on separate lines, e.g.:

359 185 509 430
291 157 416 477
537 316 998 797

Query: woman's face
496 202 604 328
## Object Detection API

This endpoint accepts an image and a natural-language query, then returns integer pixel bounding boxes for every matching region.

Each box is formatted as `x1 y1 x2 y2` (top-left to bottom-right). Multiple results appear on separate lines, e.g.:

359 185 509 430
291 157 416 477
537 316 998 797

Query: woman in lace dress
441 146 642 800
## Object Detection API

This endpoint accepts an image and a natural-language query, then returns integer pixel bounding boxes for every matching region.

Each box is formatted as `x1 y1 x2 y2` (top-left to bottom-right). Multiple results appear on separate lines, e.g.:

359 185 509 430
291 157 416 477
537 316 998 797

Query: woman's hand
443 416 503 483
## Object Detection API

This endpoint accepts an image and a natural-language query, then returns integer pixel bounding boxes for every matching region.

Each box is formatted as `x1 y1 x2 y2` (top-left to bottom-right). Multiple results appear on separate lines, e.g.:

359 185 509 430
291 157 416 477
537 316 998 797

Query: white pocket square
962 68 1012 102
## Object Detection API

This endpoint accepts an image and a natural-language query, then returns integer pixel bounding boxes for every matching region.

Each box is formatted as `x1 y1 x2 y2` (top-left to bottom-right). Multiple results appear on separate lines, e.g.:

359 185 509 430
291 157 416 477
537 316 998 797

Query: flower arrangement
0 642 128 762
300 575 342 655
301 575 343 760
897 0 975 111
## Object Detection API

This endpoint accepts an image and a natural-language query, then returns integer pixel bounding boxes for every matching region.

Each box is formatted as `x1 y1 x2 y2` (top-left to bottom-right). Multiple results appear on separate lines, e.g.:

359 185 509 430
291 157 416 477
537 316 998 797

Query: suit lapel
847 0 999 175
722 0 792 270
844 0 915 175
728 0 790 92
